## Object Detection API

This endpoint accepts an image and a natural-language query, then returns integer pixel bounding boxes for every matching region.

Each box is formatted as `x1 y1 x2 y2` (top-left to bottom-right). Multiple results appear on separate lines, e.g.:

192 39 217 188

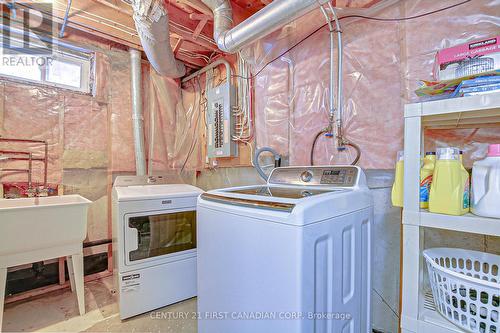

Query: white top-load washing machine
112 175 203 319
197 166 373 333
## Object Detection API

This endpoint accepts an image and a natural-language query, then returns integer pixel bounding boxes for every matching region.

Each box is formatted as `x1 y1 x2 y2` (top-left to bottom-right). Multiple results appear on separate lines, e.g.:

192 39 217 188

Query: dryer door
124 209 197 266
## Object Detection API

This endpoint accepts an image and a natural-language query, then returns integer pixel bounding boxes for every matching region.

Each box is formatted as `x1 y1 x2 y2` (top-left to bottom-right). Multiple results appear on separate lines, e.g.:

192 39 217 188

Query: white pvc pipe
130 48 147 176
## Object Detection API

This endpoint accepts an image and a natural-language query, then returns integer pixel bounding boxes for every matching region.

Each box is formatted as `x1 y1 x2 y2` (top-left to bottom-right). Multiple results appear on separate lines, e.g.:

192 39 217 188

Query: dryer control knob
300 171 313 182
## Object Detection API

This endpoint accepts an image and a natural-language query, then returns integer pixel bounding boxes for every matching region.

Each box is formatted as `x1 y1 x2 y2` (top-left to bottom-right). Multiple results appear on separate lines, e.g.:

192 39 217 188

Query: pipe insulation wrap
201 0 331 53
131 0 185 77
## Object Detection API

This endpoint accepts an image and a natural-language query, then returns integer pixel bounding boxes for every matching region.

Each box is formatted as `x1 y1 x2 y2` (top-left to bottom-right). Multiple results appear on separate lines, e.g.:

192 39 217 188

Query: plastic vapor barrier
240 0 500 169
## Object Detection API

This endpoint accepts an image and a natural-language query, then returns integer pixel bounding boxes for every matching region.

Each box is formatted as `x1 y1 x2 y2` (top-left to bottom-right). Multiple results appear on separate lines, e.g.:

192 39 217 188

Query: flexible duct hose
253 147 281 181
132 0 185 77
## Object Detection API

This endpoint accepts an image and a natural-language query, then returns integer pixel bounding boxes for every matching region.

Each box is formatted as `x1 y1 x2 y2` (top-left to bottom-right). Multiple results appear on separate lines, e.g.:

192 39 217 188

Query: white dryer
197 166 373 333
112 175 202 319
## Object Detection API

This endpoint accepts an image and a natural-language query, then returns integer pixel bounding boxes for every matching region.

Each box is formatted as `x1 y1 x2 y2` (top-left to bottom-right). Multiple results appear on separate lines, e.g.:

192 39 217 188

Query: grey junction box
206 81 238 158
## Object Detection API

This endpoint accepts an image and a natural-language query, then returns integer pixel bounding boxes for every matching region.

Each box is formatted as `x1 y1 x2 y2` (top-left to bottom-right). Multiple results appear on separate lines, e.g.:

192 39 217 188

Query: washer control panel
320 168 357 186
114 175 181 187
269 166 359 187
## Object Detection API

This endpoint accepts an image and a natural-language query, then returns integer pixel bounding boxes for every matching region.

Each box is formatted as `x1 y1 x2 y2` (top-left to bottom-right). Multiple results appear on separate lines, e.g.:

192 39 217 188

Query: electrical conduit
181 59 232 84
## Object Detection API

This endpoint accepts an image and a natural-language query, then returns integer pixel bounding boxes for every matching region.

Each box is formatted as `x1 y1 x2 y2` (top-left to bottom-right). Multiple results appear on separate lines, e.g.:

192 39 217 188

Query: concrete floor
3 276 197 332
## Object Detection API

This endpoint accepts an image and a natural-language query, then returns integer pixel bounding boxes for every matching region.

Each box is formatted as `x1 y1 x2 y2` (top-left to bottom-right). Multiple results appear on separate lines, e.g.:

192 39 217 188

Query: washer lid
198 166 371 224
199 184 372 225
226 186 340 199
115 184 203 201
200 184 350 213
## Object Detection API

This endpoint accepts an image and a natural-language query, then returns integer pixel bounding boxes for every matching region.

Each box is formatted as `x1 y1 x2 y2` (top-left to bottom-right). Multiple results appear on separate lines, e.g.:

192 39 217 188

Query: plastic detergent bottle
459 150 470 212
420 152 436 209
429 147 470 216
391 151 404 207
471 144 500 218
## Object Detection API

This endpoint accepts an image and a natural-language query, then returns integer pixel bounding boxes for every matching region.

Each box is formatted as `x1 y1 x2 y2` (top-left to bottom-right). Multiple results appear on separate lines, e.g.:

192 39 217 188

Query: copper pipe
0 138 48 188
83 238 112 248
0 138 46 144
0 157 44 162
0 150 45 161
0 150 31 155
0 168 29 173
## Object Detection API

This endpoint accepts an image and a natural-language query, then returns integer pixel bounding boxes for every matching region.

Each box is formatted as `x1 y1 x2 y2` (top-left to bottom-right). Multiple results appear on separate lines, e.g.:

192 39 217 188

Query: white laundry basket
423 248 500 333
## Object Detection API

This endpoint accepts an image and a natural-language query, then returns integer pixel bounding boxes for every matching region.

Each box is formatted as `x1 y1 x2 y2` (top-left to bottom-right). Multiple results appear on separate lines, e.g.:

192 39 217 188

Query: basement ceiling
17 0 383 70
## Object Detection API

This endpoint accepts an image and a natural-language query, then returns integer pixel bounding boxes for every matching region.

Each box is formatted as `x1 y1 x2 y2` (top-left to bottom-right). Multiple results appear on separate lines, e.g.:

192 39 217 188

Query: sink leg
71 253 85 316
0 267 7 332
67 256 75 292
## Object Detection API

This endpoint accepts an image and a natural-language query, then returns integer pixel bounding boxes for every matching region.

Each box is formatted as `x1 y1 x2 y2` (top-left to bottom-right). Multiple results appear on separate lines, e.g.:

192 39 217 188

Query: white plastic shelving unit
400 92 500 333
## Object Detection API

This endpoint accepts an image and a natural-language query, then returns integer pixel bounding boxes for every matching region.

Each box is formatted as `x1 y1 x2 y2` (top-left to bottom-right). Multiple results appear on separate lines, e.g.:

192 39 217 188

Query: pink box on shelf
434 36 500 81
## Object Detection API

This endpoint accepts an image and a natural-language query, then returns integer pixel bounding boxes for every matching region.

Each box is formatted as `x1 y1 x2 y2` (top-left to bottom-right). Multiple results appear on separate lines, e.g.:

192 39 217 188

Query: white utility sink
0 194 91 332
0 195 90 256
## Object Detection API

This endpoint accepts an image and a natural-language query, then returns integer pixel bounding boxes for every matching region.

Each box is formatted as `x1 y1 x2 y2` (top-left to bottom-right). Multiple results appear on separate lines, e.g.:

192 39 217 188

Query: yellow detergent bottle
459 150 471 212
391 151 404 207
420 152 436 209
429 147 470 215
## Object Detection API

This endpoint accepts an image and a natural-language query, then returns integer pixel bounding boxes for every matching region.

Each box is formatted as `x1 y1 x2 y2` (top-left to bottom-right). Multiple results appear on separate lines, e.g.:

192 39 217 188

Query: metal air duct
130 48 147 176
201 0 330 53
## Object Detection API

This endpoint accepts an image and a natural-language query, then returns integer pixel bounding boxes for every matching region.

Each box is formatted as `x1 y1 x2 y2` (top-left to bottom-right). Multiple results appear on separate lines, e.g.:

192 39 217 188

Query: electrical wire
181 76 203 172
232 52 254 143
189 1 472 169
231 0 472 81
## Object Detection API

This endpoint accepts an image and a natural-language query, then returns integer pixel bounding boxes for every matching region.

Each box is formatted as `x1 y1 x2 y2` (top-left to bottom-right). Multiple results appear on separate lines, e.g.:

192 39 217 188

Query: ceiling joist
172 0 212 17
15 0 386 70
